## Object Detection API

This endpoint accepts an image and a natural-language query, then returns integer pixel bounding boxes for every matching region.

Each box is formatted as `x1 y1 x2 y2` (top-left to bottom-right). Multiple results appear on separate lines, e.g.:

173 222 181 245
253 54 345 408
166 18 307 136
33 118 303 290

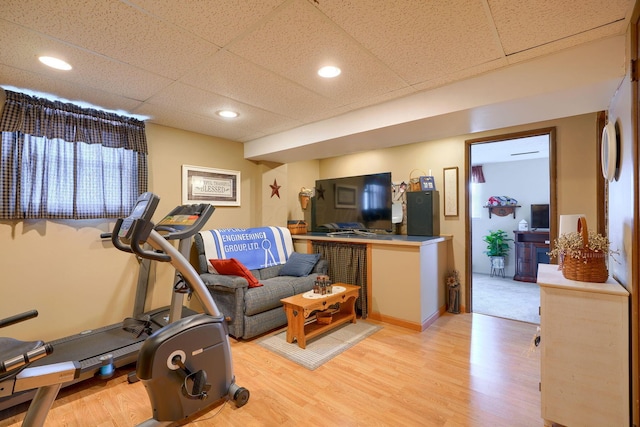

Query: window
0 90 147 219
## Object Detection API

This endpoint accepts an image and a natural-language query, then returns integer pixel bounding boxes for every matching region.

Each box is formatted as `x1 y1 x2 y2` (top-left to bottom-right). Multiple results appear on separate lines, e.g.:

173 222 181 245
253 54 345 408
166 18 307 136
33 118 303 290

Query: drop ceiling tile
179 50 340 121
128 0 286 47
0 64 145 115
488 0 633 55
229 0 408 105
0 0 635 157
0 0 217 80
0 22 173 101
136 103 258 142
145 82 302 134
315 0 504 86
412 58 508 93
506 23 627 64
304 86 418 124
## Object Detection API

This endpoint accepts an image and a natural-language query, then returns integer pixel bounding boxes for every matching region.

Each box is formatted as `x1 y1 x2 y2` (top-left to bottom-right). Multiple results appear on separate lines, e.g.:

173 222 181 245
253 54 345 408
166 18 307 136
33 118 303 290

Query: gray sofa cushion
193 231 328 339
289 274 320 295
254 265 281 280
242 308 287 340
278 252 321 277
244 279 295 316
244 275 319 316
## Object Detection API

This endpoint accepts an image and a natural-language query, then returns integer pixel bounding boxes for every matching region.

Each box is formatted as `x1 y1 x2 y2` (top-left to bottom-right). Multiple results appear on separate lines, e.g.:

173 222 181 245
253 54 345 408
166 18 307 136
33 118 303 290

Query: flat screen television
311 172 392 233
530 204 550 230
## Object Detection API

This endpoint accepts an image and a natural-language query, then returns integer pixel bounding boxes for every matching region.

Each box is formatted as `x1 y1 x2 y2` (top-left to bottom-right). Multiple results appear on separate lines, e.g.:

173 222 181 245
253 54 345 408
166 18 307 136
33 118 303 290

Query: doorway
465 128 557 322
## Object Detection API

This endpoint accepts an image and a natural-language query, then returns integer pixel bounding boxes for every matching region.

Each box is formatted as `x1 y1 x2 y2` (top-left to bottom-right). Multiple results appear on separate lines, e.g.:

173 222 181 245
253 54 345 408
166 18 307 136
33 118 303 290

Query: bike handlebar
0 310 39 329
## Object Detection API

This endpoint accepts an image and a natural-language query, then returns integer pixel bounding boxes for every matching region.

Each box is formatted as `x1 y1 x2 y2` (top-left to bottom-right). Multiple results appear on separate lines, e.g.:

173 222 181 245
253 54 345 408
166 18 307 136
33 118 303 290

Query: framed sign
420 176 436 191
182 165 240 206
443 167 458 217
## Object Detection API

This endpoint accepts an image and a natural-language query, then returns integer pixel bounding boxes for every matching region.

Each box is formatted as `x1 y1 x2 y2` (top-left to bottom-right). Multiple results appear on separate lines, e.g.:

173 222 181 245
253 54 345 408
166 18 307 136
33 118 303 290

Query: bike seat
0 337 45 381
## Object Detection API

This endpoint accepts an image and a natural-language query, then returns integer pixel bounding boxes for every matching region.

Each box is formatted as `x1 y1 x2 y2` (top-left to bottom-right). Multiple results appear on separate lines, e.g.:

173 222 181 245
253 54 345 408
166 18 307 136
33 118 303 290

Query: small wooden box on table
280 283 360 349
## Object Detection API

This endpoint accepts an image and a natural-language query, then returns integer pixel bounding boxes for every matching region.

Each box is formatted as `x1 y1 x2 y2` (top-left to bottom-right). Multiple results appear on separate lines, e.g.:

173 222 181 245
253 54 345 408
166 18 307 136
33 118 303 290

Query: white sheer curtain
0 90 147 219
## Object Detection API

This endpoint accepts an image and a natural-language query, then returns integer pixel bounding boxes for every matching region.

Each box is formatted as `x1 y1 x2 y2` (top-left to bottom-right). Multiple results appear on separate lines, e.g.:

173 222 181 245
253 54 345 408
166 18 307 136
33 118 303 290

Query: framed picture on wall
182 165 241 206
443 167 458 217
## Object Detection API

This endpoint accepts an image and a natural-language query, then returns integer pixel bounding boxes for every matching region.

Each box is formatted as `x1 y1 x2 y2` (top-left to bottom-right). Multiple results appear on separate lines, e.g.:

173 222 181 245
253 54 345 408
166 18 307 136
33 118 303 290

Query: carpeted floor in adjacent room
472 272 540 324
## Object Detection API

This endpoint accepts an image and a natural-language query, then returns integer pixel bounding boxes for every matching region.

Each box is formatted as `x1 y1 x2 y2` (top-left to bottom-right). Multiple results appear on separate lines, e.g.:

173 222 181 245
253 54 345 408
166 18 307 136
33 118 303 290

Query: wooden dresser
537 264 629 427
513 230 549 282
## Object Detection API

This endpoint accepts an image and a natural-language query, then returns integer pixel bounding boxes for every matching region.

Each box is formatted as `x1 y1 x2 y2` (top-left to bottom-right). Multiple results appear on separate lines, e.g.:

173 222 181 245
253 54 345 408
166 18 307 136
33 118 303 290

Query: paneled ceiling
0 0 635 162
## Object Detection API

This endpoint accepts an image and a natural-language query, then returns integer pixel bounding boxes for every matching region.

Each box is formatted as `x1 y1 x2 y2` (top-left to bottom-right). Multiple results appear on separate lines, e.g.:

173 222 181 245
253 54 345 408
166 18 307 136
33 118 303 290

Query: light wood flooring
0 313 542 426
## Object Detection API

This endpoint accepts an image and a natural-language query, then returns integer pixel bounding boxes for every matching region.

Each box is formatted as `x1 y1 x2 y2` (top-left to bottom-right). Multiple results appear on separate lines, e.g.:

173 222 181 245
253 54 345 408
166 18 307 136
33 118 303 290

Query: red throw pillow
209 258 263 288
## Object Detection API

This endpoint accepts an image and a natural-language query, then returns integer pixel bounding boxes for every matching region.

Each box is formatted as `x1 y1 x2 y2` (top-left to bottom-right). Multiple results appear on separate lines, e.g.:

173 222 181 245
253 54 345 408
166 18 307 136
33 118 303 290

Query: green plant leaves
482 229 513 257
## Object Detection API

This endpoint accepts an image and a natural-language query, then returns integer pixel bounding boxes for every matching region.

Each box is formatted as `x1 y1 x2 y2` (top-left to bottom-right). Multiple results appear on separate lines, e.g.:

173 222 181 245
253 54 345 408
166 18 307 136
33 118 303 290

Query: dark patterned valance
0 90 147 154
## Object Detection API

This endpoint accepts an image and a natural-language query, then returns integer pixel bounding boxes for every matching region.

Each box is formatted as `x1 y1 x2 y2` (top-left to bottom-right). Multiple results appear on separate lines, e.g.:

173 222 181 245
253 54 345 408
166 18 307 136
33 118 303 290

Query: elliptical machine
1 192 249 426
111 192 249 425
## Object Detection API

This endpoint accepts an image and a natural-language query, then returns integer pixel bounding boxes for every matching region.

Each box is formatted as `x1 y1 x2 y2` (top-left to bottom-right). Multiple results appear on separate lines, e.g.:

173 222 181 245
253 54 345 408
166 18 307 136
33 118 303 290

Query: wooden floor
0 313 542 426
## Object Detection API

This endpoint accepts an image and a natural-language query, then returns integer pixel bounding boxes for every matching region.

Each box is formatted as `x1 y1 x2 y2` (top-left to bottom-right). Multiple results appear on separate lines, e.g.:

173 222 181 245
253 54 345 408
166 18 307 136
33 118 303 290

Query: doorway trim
464 127 558 313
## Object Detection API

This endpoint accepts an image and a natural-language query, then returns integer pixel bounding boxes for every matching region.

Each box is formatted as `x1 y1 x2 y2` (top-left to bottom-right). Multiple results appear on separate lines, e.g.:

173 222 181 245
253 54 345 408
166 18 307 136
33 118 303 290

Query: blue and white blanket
199 227 294 271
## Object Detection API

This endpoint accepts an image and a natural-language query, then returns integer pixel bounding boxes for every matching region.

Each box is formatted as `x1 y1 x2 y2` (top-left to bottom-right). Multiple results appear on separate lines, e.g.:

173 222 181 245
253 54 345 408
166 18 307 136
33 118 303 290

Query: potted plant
482 229 513 274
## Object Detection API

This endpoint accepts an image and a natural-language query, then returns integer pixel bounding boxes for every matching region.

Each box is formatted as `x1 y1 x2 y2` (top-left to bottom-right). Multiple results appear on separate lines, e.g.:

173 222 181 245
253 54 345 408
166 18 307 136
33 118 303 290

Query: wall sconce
299 187 314 210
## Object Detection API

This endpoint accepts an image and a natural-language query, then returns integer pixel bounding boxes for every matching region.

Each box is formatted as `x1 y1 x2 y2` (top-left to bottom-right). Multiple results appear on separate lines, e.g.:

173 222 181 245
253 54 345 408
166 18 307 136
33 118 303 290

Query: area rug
257 321 382 370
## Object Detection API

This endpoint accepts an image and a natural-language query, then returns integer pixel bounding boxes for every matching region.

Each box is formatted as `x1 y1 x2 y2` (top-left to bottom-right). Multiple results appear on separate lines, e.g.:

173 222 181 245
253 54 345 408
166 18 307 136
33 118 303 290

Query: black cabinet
513 231 550 282
407 191 440 236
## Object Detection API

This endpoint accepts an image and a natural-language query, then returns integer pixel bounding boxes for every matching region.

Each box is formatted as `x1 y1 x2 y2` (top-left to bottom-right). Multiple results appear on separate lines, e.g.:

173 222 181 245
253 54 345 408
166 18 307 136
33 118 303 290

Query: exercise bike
1 192 249 426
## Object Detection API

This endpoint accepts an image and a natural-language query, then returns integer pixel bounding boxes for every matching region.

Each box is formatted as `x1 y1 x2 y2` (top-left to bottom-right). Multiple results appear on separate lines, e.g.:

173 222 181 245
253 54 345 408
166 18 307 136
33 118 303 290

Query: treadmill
0 201 214 411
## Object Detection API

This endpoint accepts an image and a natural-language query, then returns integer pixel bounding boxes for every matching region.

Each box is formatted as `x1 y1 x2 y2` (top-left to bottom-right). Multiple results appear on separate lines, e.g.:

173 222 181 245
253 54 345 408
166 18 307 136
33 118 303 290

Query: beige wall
285 159 320 226
287 113 601 306
259 162 288 226
145 123 257 229
1 123 263 342
2 109 603 342
553 115 600 222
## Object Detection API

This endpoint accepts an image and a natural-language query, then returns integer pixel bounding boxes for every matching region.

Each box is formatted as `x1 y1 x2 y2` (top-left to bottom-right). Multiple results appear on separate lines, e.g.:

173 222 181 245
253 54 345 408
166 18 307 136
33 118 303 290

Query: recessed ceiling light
216 110 239 118
318 66 341 78
38 56 72 71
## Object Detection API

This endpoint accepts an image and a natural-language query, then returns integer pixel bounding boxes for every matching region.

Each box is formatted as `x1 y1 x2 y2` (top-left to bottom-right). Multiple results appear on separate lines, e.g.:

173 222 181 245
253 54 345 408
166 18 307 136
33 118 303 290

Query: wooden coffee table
280 283 360 349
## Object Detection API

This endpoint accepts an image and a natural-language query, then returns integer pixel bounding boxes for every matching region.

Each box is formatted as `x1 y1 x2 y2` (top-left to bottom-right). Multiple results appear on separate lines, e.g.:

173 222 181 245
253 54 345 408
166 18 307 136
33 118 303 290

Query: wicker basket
287 220 307 235
316 311 333 325
561 217 608 283
409 169 426 191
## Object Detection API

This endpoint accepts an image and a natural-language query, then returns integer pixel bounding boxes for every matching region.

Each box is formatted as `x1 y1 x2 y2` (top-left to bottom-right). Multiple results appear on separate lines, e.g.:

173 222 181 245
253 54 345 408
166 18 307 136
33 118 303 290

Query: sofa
193 227 328 339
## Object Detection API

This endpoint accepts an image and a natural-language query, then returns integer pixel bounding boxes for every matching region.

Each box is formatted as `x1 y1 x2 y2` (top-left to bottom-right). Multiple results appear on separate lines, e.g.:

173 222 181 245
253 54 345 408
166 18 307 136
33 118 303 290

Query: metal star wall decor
270 179 281 198
315 184 325 200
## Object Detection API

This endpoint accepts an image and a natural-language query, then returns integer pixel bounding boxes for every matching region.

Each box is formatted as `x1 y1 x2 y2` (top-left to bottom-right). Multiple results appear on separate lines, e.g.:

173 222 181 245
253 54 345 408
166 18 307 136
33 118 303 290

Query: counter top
292 232 451 247
537 263 628 296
